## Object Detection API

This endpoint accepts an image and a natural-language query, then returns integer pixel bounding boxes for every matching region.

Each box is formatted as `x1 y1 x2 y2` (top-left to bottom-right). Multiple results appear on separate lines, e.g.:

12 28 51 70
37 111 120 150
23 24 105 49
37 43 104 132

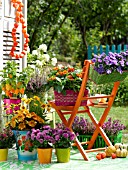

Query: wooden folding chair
49 60 120 161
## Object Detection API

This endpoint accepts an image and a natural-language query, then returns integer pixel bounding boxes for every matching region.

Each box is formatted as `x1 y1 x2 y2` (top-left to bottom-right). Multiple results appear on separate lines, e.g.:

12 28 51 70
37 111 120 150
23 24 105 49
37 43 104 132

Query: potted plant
26 126 55 164
52 127 76 163
0 127 15 162
0 61 33 114
5 96 49 161
45 65 88 106
56 117 126 149
90 51 128 84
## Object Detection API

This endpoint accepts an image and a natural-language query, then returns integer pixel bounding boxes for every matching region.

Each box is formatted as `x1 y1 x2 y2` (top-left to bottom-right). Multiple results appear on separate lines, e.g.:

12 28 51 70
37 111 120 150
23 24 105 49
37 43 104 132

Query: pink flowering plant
52 127 76 148
92 51 128 74
0 127 15 149
26 126 54 148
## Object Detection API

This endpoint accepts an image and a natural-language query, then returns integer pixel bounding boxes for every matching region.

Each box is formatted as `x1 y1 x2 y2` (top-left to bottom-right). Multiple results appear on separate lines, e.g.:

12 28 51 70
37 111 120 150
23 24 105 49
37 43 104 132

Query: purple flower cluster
102 117 126 136
0 128 15 149
72 116 95 135
52 127 75 148
92 51 128 74
26 125 54 148
56 116 126 137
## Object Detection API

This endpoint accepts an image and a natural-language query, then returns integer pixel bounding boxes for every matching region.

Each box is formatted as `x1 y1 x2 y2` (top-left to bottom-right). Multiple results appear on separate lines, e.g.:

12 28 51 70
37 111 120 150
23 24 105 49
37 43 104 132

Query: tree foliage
27 0 128 63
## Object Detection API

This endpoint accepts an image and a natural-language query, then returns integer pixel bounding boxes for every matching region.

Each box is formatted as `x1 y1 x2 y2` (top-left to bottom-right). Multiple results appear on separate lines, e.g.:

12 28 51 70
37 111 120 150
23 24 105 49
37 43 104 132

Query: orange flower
26 113 32 118
27 120 37 127
18 122 26 130
67 75 74 80
53 67 59 70
17 114 25 122
68 67 75 72
19 88 25 94
10 120 16 128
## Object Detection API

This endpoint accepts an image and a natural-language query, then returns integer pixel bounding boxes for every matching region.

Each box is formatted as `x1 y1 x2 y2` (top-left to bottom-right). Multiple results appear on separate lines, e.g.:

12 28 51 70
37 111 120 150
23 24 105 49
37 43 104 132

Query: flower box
73 131 122 150
89 65 128 84
54 89 88 106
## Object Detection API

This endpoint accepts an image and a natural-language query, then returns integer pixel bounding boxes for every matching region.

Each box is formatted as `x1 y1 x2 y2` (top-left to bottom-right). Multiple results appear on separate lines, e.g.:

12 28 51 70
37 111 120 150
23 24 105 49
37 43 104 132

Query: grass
55 105 128 143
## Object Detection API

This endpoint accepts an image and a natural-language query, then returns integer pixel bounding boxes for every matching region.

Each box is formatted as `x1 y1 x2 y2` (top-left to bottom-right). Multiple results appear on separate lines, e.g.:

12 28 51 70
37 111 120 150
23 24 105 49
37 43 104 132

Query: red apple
101 152 106 159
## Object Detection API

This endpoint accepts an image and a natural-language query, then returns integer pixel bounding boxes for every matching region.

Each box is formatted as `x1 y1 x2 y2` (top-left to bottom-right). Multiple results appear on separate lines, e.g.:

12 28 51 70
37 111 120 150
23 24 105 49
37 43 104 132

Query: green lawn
55 105 128 143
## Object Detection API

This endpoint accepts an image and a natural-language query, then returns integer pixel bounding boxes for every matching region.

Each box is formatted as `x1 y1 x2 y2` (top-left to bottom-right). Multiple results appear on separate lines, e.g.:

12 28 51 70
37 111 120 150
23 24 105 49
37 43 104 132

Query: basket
89 65 128 84
73 131 122 150
54 89 88 106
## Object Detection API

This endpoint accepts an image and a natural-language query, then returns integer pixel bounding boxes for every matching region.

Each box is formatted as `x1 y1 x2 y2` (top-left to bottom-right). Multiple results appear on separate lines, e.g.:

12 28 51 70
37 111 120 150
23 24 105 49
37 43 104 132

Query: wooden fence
87 44 128 59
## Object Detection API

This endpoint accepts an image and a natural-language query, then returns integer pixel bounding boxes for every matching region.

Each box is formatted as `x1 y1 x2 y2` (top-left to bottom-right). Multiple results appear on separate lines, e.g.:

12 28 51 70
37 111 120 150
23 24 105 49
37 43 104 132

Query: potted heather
0 127 15 161
90 51 128 84
45 65 88 106
52 127 75 163
26 126 55 164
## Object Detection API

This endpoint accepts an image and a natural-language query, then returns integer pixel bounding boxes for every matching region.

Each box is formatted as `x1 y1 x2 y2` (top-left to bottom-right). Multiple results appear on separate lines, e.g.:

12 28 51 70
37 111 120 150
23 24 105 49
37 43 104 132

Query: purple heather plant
26 125 54 148
102 117 126 136
0 127 15 149
52 127 76 148
92 51 128 74
56 116 126 137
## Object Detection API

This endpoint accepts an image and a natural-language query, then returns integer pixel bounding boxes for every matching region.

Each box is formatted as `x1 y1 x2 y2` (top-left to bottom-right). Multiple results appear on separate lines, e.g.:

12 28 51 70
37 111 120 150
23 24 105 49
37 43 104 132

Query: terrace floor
0 148 128 170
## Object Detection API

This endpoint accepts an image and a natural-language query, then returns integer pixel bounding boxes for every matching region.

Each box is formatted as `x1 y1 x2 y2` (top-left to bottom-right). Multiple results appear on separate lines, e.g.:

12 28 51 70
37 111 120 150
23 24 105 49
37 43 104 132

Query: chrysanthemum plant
52 127 76 148
26 126 55 149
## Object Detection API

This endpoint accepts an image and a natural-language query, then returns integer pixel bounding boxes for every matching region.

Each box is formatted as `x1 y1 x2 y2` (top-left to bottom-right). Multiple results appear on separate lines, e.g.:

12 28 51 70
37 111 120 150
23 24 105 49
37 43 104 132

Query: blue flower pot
13 130 37 161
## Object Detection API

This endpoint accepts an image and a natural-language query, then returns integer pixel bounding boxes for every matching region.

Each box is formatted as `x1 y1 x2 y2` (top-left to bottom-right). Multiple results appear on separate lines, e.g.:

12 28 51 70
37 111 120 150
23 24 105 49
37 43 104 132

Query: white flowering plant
26 44 57 96
27 43 57 71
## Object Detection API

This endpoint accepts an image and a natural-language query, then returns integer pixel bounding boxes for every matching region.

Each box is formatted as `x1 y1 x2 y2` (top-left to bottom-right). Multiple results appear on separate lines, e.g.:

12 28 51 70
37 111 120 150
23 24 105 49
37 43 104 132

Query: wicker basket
89 65 128 85
54 89 88 106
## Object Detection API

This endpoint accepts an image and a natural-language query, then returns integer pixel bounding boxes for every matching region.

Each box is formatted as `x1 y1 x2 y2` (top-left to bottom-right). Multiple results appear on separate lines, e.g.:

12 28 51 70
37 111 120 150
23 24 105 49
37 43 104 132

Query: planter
37 148 52 164
89 65 128 84
0 149 8 162
73 131 122 150
56 148 70 163
3 98 21 114
54 89 88 106
13 130 37 161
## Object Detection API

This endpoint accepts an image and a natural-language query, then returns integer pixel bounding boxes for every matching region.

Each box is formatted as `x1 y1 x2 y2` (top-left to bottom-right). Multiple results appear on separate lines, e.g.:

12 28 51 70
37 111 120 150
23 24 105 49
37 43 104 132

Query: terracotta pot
37 148 52 164
0 148 8 162
56 148 70 163
13 130 37 161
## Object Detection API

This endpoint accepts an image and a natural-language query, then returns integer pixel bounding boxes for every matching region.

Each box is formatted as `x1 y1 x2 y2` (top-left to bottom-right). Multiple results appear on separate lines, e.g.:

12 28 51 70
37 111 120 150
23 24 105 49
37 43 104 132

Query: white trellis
0 0 27 130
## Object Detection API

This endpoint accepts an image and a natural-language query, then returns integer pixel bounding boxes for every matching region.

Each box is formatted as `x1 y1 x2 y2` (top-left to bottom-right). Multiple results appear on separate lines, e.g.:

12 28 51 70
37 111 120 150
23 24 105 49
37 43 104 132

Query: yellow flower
27 120 37 127
17 114 25 122
26 113 32 118
18 122 26 130
10 119 16 128
37 117 45 124
33 96 40 101
41 103 47 108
